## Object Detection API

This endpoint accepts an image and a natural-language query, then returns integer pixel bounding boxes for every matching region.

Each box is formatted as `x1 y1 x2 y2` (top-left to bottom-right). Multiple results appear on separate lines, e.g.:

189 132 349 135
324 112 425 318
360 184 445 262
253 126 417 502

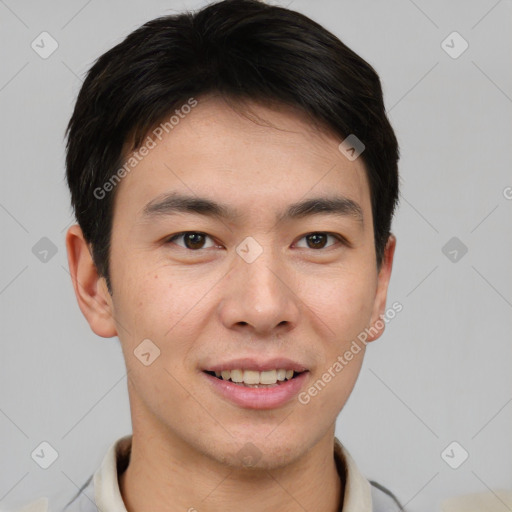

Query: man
21 0 404 510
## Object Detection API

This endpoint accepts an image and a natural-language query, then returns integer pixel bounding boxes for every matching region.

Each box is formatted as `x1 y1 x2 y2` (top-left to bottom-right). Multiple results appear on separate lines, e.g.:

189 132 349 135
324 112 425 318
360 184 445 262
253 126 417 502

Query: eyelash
165 231 349 251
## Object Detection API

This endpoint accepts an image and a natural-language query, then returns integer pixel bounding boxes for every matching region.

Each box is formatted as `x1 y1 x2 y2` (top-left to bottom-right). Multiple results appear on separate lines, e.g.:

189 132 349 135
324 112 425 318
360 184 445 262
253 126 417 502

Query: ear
366 234 397 342
65 224 117 338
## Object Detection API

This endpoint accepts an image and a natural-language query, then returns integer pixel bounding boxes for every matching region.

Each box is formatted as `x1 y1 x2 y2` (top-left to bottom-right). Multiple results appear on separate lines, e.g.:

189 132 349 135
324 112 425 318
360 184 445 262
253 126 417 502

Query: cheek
304 268 376 343
111 259 216 365
294 348 365 435
114 267 198 410
113 254 180 326
299 269 374 413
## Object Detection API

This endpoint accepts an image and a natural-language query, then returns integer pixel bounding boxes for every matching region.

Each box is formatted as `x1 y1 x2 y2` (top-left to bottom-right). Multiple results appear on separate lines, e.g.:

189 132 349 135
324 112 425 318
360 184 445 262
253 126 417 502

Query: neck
119 424 343 512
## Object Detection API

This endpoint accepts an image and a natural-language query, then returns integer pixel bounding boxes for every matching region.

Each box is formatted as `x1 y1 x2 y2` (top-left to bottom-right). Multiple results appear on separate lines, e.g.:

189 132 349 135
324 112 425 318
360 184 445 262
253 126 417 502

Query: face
69 95 395 470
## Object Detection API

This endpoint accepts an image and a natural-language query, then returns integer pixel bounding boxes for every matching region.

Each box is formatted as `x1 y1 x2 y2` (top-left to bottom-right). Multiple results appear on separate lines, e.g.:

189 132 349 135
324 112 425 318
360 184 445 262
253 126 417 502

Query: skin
66 94 396 512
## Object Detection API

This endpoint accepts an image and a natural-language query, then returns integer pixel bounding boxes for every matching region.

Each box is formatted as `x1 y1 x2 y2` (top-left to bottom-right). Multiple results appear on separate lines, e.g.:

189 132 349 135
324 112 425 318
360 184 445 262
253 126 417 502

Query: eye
166 231 217 250
295 232 345 250
165 231 348 252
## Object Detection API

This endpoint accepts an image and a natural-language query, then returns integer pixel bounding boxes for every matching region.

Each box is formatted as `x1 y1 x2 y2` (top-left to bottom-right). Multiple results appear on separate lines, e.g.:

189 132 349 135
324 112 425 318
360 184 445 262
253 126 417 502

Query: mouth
201 357 310 409
202 367 309 409
203 369 307 388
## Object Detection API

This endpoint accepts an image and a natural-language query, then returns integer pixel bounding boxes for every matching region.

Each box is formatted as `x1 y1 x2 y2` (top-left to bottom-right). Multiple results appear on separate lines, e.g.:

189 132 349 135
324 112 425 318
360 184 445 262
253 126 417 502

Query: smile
202 369 309 409
204 369 305 387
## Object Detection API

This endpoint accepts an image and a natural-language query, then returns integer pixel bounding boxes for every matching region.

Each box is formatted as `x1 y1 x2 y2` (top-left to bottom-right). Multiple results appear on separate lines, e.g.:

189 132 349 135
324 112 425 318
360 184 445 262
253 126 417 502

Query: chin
199 428 309 471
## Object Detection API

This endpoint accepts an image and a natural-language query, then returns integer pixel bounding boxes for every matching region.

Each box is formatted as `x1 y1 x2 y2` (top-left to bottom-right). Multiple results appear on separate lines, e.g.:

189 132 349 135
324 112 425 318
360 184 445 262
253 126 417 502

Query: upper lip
203 357 308 373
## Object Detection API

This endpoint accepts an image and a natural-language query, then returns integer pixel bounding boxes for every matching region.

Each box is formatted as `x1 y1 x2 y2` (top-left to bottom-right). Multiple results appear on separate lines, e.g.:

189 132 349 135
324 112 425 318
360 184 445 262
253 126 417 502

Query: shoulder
15 435 131 512
333 436 403 512
12 476 100 512
9 474 96 512
60 474 98 511
370 480 404 512
6 497 48 512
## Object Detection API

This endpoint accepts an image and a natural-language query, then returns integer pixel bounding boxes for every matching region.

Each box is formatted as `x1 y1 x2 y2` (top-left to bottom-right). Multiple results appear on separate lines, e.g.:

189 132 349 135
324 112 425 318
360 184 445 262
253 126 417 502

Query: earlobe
366 234 397 342
65 224 117 338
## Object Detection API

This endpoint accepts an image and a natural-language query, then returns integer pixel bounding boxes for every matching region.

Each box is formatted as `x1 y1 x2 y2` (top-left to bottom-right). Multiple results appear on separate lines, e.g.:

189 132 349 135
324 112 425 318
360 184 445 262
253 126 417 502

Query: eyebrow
141 192 364 226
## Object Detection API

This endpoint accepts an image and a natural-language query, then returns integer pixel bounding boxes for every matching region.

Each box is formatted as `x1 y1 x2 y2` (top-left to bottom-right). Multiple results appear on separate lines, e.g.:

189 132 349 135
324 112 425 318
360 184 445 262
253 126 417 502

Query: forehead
113 95 371 225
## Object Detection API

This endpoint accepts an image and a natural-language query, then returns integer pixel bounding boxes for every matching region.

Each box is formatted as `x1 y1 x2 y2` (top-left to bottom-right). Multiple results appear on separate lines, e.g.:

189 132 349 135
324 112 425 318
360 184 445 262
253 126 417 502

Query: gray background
1 0 511 510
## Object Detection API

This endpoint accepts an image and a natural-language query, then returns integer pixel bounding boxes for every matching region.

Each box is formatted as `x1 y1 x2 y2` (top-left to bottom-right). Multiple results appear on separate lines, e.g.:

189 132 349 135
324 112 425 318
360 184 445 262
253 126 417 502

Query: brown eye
167 232 215 250
295 232 342 250
306 233 328 249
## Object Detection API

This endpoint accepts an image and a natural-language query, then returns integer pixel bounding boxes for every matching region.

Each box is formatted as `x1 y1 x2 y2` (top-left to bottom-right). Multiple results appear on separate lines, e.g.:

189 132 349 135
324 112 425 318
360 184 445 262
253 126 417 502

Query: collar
94 435 372 511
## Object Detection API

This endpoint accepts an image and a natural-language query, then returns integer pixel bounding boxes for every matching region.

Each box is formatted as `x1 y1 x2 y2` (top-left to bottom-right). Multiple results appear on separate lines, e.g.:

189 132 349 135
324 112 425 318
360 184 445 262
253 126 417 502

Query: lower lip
202 371 309 410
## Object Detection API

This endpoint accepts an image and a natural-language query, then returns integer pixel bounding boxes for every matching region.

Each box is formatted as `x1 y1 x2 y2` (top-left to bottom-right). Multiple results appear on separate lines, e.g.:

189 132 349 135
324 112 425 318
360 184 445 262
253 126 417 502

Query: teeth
260 370 277 384
243 370 260 384
215 369 297 384
230 369 243 383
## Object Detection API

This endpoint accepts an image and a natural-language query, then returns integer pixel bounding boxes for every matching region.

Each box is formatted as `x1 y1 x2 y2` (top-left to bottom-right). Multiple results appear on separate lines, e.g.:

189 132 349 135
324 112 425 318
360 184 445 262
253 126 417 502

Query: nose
217 246 301 337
